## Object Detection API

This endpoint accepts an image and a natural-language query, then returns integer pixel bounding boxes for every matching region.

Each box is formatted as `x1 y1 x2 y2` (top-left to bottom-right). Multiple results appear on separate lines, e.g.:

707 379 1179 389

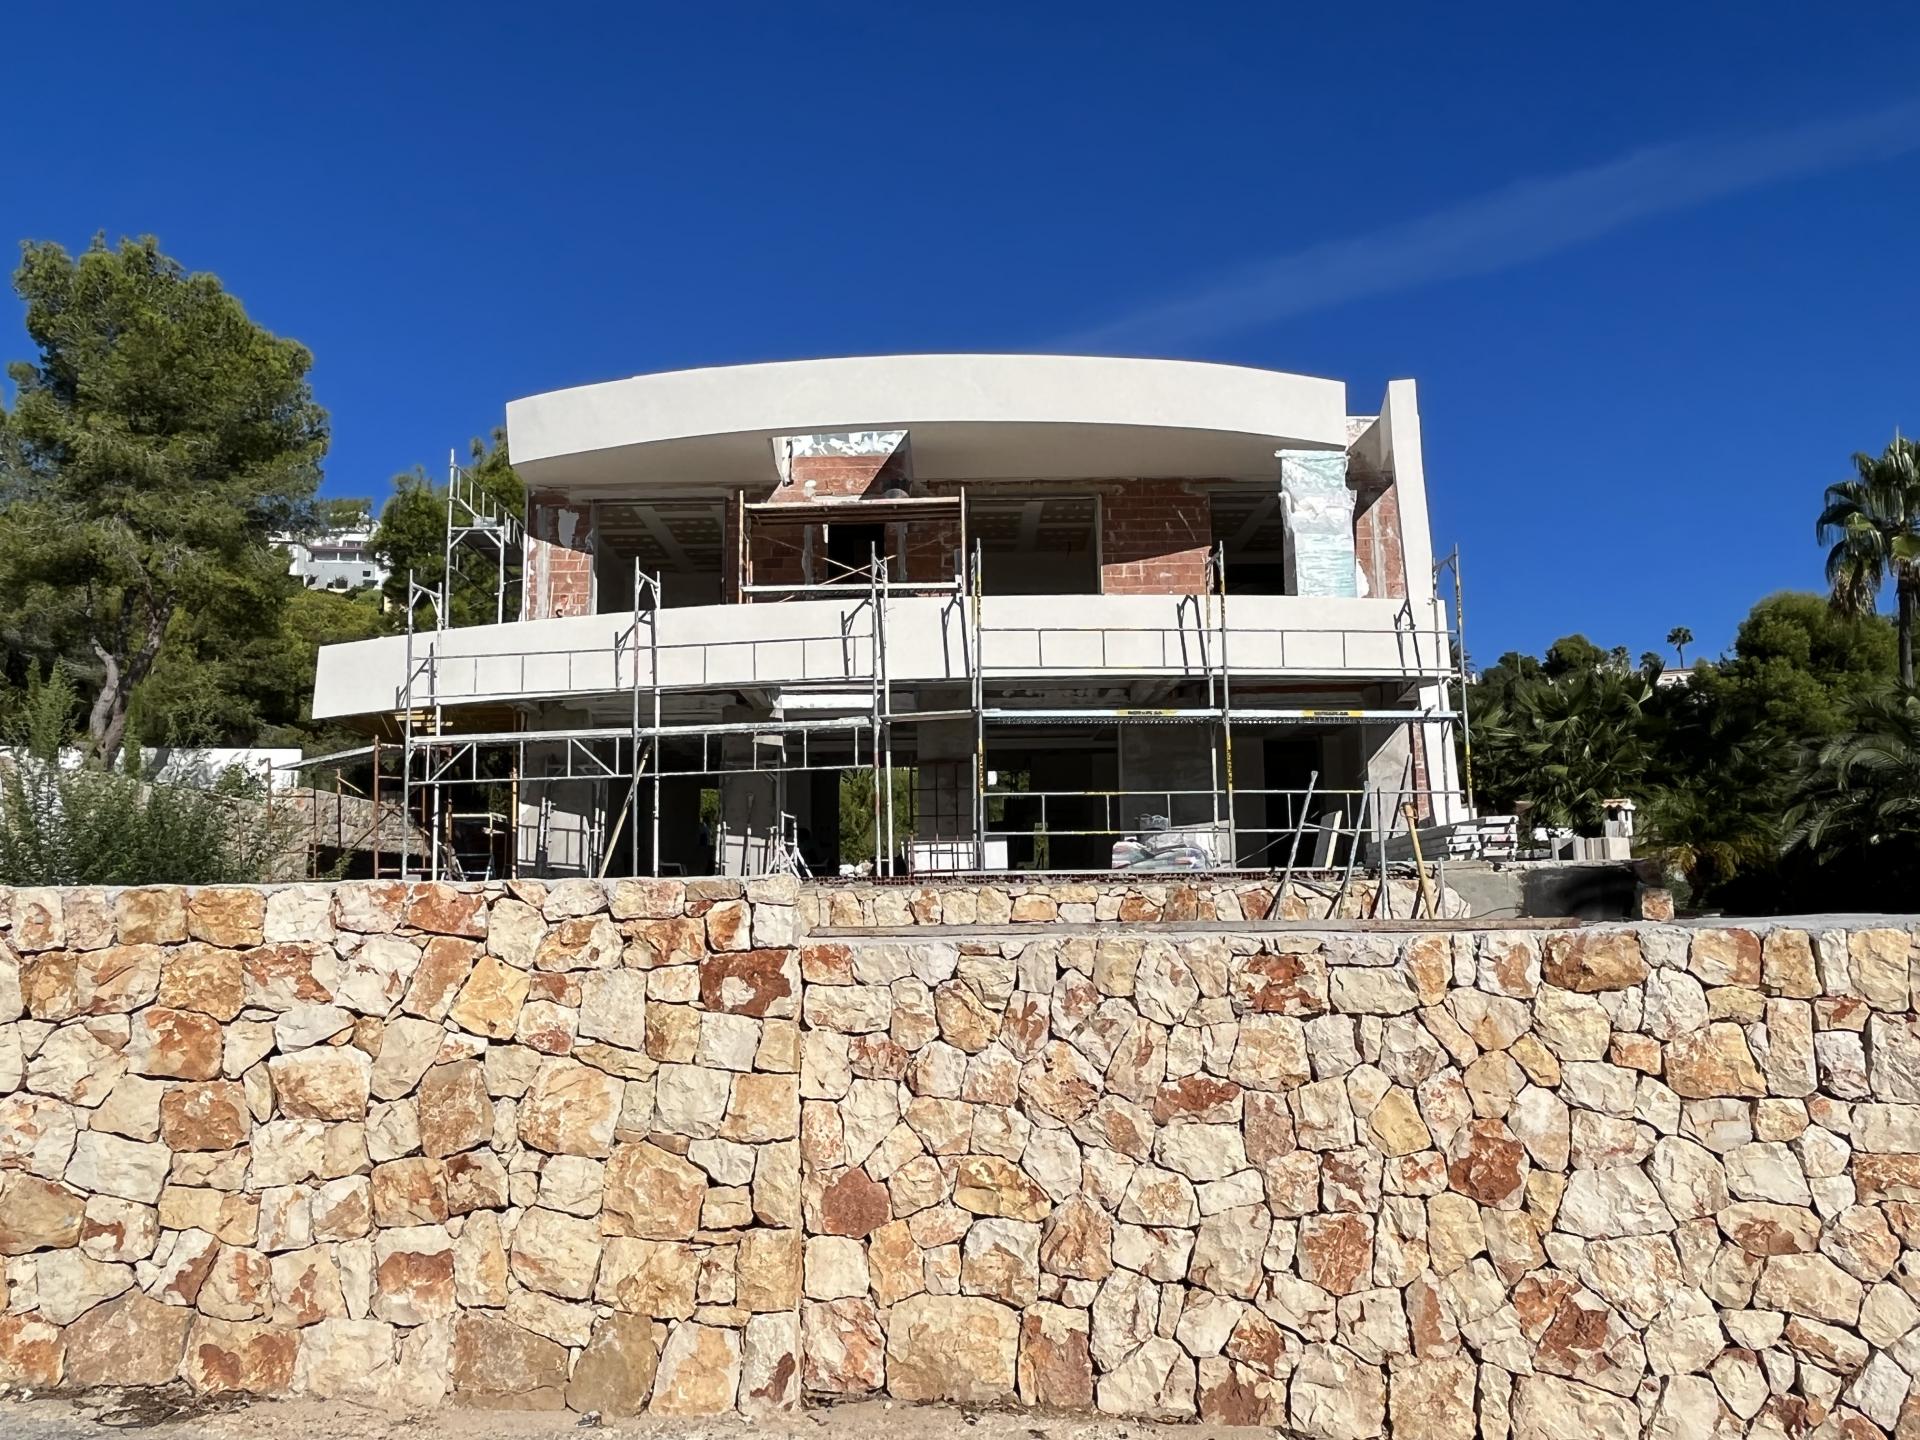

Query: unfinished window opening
823 522 887 584
593 500 726 611
981 739 1118 870
970 495 1099 595
1209 491 1290 595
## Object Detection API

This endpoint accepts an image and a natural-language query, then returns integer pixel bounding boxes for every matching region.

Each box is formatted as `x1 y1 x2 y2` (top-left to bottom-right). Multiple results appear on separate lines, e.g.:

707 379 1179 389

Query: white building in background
29 746 305 792
275 524 388 593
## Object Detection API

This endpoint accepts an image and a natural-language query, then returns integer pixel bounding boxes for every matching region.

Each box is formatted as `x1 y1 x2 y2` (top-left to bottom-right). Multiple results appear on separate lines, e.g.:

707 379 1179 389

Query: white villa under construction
306 355 1470 880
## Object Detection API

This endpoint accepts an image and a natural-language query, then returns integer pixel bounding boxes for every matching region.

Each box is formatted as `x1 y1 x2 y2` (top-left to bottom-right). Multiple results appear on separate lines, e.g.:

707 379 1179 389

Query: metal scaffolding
387 547 901 880
354 523 1468 886
962 538 1463 877
443 450 523 626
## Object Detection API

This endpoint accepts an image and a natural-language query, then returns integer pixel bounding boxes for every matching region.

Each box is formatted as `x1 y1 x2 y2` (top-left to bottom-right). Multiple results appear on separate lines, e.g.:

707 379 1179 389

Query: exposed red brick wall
750 531 806 590
723 502 958 599
722 503 803 599
902 518 961 586
525 493 595 619
770 450 909 505
1100 482 1210 594
1353 480 1406 599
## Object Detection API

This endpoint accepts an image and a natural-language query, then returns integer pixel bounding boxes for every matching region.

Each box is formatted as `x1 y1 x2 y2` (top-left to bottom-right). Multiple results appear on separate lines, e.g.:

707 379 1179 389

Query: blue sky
5 4 1918 667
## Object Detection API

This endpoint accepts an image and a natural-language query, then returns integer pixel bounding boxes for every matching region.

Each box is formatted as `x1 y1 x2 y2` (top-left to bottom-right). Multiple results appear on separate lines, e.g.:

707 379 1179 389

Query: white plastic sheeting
1278 450 1357 598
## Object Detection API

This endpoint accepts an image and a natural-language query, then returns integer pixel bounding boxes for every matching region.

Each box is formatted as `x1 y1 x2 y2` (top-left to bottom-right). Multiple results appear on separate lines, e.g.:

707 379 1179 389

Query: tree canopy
372 428 523 628
1467 596 1909 911
0 235 327 765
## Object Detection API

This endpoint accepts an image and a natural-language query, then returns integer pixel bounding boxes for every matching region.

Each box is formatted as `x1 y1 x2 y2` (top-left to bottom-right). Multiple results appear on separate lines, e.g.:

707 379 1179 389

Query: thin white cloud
1062 100 1920 349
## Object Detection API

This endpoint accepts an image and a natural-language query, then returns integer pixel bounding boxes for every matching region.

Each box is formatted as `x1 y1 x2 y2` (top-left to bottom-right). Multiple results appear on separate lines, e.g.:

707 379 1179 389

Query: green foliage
1472 665 1651 831
1538 633 1618 678
1467 593 1907 910
0 664 297 885
133 584 385 753
839 767 917 868
1639 674 1790 899
372 428 523 628
1784 686 1920 897
0 235 327 766
1712 592 1896 740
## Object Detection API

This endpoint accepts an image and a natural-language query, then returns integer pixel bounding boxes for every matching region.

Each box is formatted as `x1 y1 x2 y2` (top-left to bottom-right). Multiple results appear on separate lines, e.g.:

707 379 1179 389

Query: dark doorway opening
825 523 886 582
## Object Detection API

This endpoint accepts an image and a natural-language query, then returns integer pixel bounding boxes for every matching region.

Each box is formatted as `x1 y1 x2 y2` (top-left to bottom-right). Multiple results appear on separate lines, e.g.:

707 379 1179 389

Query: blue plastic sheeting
1279 450 1357 598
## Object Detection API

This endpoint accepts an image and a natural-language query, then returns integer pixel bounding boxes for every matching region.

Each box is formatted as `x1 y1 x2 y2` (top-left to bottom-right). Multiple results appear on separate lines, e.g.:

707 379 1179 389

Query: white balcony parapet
312 593 1453 721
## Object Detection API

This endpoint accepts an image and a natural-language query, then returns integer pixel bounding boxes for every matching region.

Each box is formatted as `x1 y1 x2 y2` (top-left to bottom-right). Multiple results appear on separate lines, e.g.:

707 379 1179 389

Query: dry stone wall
0 878 805 1415
2 882 1919 1440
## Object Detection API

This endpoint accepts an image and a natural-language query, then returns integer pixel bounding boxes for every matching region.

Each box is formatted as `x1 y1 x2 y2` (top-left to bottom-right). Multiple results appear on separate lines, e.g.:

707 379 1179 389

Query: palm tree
1818 435 1920 688
1473 668 1653 832
1667 626 1693 667
1784 685 1920 884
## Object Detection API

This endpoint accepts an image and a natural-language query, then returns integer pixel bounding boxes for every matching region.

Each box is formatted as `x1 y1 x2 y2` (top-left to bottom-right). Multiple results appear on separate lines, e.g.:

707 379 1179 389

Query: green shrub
0 665 298 885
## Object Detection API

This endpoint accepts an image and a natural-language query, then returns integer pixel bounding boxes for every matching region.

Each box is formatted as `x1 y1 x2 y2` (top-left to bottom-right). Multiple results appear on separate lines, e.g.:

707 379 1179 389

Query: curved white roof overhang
506 354 1349 490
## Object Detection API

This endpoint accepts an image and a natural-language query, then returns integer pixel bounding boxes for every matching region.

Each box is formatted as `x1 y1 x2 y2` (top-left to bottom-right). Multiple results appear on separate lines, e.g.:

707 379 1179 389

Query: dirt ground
0 1392 1274 1440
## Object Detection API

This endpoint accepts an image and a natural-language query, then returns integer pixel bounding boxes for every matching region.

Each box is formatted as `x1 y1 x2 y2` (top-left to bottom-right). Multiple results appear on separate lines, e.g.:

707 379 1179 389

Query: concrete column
515 741 603 878
525 493 596 619
1118 723 1225 858
1278 452 1357 598
717 727 782 876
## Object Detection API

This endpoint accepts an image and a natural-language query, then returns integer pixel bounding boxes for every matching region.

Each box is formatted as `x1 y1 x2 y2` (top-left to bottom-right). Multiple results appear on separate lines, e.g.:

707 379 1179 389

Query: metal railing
977 782 1468 917
981 785 1465 848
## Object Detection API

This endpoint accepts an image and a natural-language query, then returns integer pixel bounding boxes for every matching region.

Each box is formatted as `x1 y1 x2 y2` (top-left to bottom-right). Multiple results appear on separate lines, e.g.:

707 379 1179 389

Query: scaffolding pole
1443 547 1477 814
879 550 896 877
1215 541 1238 867
399 570 446 880
1203 552 1221 845
444 448 524 627
869 548 884 877
972 539 986 871
651 572 662 877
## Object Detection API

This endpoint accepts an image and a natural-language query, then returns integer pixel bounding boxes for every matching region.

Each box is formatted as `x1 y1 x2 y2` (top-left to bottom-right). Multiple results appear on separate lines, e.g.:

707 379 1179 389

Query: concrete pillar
1278 452 1357 599
526 493 596 619
1117 723 1225 859
717 725 783 876
515 741 603 878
